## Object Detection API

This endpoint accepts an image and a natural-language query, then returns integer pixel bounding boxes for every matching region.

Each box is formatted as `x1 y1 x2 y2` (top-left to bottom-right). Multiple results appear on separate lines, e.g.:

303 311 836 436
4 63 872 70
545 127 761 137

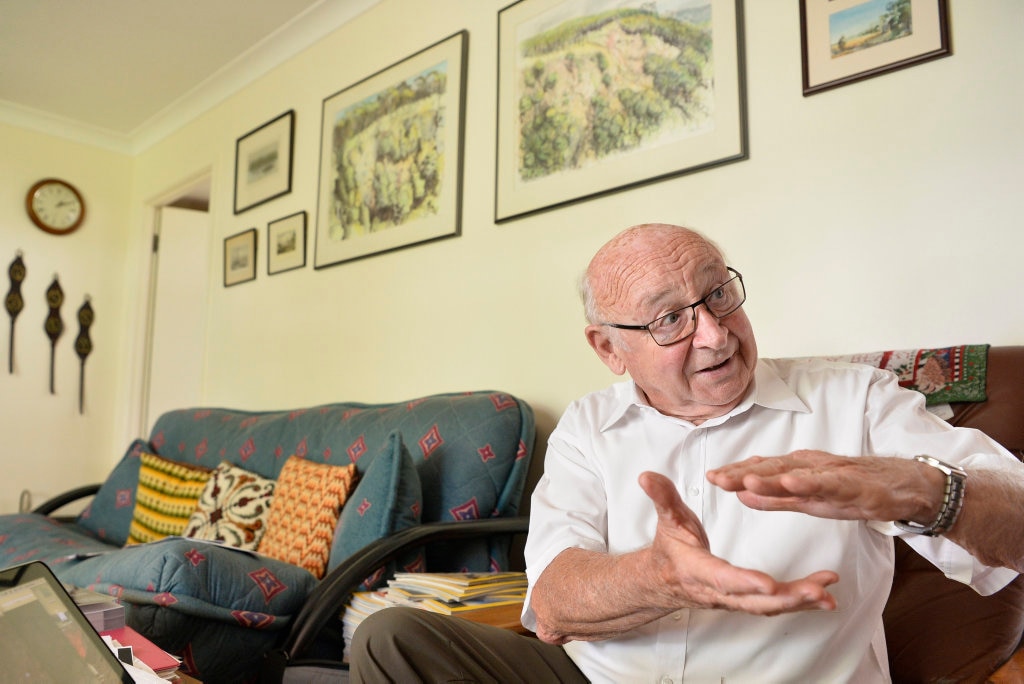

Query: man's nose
689 305 728 348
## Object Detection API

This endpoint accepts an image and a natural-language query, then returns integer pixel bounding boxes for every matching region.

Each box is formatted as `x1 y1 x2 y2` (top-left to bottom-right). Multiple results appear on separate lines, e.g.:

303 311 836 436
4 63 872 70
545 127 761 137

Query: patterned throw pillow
328 430 423 582
259 457 359 578
77 439 150 546
182 461 276 550
126 453 212 545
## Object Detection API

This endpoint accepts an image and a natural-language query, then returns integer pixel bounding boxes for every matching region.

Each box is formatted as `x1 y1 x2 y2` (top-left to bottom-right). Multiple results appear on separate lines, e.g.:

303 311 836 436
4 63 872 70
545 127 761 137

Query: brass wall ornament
44 276 64 394
75 297 94 414
6 252 26 374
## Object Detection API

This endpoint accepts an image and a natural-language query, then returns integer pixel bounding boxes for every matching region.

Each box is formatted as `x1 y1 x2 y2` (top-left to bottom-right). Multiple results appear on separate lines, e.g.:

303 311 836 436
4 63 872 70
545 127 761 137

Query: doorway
141 177 211 433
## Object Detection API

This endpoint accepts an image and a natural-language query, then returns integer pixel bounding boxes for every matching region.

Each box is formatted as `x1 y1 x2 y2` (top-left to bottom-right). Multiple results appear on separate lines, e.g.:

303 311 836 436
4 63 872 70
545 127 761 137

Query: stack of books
342 572 528 659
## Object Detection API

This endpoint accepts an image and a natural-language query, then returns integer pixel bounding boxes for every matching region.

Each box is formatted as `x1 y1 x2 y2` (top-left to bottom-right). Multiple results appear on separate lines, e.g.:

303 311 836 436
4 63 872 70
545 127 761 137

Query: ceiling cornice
0 0 380 156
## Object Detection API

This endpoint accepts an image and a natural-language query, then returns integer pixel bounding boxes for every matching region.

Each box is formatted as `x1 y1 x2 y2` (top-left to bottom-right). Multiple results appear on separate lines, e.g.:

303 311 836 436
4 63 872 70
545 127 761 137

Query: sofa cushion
0 514 118 569
328 430 423 582
76 439 149 545
53 535 319 682
259 458 358 578
127 453 212 545
183 461 275 550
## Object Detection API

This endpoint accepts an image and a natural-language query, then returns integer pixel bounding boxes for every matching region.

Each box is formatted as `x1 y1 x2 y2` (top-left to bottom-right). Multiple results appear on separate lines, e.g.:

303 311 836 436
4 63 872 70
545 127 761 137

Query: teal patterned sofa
0 391 535 682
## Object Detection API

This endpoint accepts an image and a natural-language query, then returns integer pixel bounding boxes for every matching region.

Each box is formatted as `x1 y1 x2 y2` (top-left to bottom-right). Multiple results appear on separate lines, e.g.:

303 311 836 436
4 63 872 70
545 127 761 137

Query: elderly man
350 223 1023 683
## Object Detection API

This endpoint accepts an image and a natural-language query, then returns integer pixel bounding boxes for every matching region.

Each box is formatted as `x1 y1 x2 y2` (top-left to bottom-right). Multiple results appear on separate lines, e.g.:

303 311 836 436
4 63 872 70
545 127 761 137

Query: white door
145 206 210 431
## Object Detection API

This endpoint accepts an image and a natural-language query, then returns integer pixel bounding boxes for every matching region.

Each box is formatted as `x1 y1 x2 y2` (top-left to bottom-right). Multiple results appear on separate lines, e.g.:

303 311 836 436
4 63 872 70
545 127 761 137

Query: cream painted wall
2 0 1022 513
0 123 133 512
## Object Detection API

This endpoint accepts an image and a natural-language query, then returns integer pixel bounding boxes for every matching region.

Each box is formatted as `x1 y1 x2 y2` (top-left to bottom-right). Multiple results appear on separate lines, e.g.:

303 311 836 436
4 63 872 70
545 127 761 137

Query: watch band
895 455 967 537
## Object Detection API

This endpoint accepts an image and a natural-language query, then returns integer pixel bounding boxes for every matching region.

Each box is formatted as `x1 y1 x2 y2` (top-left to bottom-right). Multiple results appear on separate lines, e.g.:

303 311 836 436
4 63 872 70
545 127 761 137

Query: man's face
585 227 758 423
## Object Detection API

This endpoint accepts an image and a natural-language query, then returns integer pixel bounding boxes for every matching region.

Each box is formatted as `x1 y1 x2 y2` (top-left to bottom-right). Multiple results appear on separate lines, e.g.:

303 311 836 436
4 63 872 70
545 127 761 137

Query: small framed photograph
267 211 307 275
800 0 950 96
496 0 748 223
233 110 295 214
314 31 468 268
224 228 257 287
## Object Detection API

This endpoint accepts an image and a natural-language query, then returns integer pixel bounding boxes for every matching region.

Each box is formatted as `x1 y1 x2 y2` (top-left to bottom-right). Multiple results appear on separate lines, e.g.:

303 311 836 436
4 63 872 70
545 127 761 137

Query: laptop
0 560 134 683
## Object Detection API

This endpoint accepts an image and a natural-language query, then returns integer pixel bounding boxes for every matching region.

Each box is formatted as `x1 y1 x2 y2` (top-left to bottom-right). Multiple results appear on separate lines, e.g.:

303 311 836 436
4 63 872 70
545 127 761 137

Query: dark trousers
349 607 590 683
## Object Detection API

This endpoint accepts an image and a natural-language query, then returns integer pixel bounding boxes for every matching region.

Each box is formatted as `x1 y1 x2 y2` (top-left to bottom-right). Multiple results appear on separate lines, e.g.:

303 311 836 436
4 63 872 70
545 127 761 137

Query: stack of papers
341 572 527 660
67 585 126 633
385 572 527 613
102 626 182 680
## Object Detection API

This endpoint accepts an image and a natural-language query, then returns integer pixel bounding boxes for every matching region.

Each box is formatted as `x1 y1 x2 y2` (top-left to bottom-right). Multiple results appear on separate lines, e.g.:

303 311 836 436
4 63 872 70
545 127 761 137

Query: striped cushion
259 457 358 578
127 452 211 545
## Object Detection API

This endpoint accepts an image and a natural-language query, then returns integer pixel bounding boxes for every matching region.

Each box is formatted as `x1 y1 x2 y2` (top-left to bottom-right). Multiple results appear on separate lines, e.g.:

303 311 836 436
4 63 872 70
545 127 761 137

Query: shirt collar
599 359 810 431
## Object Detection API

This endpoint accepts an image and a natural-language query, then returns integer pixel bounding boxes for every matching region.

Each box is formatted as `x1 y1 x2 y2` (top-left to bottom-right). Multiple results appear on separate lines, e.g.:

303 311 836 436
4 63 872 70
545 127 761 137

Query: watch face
28 180 84 233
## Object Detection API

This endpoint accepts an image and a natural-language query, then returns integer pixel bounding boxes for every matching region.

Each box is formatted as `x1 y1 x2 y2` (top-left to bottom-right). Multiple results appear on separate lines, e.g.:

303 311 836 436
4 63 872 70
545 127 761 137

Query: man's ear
585 325 627 376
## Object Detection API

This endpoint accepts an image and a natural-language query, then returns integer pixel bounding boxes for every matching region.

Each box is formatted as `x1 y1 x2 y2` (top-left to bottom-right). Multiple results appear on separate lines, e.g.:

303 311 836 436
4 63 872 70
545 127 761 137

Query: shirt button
687 486 701 497
659 676 674 684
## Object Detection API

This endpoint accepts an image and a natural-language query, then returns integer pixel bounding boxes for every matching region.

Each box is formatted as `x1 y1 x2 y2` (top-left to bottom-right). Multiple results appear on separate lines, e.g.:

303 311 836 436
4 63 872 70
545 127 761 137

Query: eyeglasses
602 268 746 347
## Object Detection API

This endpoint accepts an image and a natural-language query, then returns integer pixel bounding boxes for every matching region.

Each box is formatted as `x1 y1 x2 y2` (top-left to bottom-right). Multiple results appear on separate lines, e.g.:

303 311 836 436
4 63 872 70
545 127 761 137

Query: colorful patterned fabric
3 391 535 681
127 453 212 545
259 457 358 578
329 430 423 580
820 344 988 405
183 461 276 550
76 439 149 545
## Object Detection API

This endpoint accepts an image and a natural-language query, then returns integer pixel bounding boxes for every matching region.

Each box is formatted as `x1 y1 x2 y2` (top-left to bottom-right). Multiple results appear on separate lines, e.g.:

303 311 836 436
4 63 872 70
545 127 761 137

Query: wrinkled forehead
590 228 727 316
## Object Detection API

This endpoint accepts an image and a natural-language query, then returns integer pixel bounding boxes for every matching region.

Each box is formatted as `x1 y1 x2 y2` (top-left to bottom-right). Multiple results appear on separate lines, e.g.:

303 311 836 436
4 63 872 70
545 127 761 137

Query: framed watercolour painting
224 228 257 287
314 31 468 268
267 211 307 275
495 0 748 223
233 110 295 214
800 0 950 96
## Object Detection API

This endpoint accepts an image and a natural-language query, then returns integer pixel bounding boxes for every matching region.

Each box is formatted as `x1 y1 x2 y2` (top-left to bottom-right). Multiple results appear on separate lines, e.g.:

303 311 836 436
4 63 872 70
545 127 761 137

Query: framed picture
267 211 307 275
495 0 748 223
314 31 468 268
233 110 295 214
800 0 950 96
223 228 257 287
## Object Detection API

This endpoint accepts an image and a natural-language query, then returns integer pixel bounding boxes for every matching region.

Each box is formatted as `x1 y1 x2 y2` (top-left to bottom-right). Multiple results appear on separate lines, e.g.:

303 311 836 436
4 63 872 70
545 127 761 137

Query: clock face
27 179 85 234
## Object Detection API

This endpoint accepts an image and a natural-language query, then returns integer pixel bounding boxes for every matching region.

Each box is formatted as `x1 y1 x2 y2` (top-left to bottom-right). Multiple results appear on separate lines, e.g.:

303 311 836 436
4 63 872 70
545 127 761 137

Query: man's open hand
705 450 943 523
639 471 838 616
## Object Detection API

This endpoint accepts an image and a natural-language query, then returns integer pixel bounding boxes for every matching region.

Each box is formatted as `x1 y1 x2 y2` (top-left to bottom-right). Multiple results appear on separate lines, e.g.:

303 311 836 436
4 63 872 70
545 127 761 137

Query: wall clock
26 178 85 235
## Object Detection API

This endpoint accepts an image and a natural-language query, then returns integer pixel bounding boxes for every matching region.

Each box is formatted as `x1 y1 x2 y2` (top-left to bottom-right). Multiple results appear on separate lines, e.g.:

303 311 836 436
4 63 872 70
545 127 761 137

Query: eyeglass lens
648 275 745 345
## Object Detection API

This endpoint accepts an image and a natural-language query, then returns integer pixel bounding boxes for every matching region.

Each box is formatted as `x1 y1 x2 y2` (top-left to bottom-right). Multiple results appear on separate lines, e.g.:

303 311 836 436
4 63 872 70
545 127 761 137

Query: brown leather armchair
883 346 1024 683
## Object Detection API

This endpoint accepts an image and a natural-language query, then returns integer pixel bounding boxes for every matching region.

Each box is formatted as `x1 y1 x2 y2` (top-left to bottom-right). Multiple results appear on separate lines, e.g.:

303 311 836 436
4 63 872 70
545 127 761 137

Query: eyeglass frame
600 267 746 347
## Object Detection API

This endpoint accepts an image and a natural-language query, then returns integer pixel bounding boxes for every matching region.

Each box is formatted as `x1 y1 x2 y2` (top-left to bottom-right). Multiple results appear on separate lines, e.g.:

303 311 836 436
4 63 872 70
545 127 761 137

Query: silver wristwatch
894 455 967 537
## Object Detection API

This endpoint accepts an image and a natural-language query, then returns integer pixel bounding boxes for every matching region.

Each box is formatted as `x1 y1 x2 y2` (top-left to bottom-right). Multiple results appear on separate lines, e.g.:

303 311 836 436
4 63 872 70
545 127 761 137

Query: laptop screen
0 561 134 683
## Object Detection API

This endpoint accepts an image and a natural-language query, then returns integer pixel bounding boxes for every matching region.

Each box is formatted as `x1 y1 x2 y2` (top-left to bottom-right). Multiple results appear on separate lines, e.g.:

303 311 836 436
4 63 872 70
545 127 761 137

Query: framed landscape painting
267 211 307 275
233 110 295 214
224 228 257 287
800 0 950 95
495 0 748 223
314 31 468 268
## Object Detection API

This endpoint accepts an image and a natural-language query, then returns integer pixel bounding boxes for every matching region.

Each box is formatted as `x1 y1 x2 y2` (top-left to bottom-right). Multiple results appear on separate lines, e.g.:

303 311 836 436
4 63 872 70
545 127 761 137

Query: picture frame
314 31 468 268
800 0 950 96
495 0 748 223
223 228 257 287
233 110 295 214
267 211 307 275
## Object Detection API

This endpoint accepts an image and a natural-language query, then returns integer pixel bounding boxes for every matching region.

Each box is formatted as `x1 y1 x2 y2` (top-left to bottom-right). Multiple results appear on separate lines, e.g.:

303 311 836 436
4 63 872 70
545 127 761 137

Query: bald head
581 224 724 324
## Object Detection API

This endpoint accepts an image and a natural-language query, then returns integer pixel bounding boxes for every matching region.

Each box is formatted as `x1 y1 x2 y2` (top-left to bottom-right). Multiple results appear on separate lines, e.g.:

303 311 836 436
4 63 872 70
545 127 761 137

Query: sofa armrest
990 645 1024 683
32 484 101 517
263 516 530 679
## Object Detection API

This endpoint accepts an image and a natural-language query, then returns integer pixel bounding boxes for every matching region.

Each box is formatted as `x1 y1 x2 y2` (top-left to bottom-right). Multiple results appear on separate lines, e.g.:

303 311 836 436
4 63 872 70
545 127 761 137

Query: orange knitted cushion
259 457 358 578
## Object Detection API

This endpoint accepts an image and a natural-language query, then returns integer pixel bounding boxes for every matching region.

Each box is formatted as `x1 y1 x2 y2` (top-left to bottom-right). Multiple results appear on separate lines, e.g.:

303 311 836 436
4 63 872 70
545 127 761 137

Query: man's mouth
698 357 731 373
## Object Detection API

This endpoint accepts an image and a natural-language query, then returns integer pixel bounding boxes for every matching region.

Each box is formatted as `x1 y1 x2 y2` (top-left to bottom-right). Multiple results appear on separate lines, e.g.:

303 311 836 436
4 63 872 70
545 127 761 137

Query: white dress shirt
523 358 1019 684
